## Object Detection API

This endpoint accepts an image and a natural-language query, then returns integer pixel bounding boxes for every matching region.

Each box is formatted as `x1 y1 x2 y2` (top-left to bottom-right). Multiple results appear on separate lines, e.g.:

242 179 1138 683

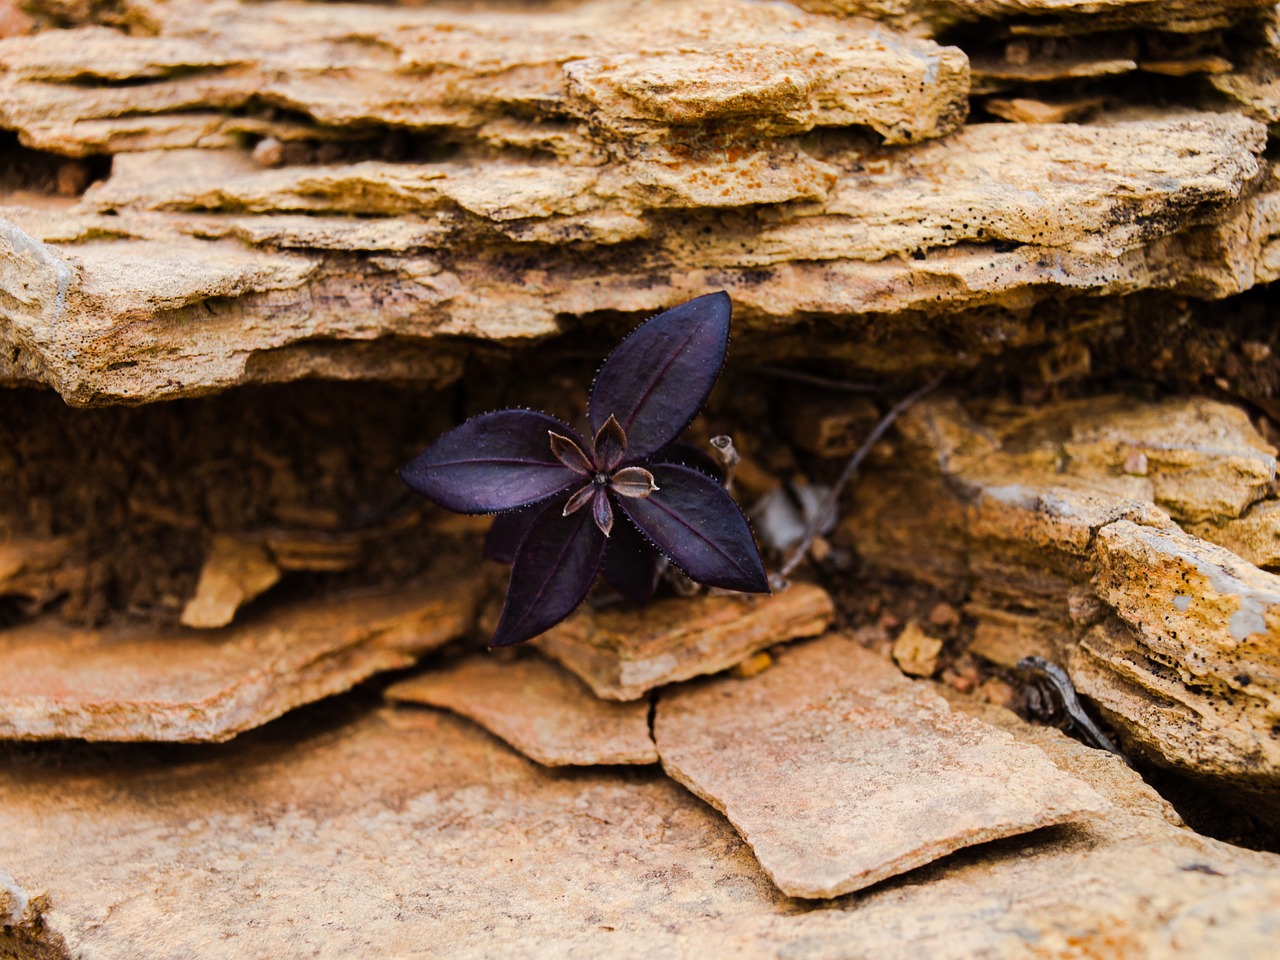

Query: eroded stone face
534 583 835 700
0 575 484 742
385 653 657 766
843 394 1280 793
1 698 1278 958
655 634 1108 898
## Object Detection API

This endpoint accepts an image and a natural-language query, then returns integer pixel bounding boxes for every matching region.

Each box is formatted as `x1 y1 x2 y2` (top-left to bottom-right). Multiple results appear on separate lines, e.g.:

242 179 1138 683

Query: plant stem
775 376 943 583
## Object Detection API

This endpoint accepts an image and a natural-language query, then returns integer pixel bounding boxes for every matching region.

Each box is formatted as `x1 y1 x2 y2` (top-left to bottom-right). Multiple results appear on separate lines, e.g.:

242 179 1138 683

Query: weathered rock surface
802 0 1273 35
1 0 1277 403
843 394 1280 792
0 574 483 741
385 653 657 766
655 634 1108 898
0 0 969 155
179 533 281 629
2 110 1272 404
535 582 834 700
1 697 1278 958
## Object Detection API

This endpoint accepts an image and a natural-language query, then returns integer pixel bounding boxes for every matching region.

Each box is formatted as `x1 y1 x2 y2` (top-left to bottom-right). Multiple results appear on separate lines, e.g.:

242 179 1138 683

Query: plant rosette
400 291 769 647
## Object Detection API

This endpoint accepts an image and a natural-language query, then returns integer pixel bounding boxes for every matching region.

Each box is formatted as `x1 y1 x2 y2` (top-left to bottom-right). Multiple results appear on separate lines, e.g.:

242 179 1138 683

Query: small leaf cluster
400 292 769 647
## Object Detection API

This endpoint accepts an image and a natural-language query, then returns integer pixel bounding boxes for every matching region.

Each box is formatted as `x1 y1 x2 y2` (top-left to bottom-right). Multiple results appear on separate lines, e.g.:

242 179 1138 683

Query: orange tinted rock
655 635 1108 898
535 583 834 700
180 534 281 629
1 703 1279 957
0 575 483 742
386 653 656 766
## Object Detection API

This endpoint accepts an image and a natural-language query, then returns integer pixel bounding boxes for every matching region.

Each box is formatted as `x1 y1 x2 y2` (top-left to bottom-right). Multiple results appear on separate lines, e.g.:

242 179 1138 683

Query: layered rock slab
843 394 1280 792
655 634 1108 898
0 0 968 155
385 653 657 766
0 575 483 742
534 582 834 700
1 698 1278 958
1 112 1273 403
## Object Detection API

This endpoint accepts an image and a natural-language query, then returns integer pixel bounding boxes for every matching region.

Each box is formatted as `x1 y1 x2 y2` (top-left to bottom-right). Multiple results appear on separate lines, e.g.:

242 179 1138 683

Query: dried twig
775 376 942 584
753 365 886 393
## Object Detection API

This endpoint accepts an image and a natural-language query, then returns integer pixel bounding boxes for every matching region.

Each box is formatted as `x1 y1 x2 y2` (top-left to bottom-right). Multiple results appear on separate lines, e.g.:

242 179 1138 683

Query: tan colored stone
180 534 281 629
535 582 834 701
1212 11 1280 127
0 574 484 742
0 869 66 960
844 394 1280 790
385 653 656 766
0 532 81 606
655 634 1107 898
3 112 1271 404
802 0 1272 35
0 0 968 155
891 620 943 676
984 95 1107 123
1189 498 1280 569
1077 521 1280 783
2 700 1279 958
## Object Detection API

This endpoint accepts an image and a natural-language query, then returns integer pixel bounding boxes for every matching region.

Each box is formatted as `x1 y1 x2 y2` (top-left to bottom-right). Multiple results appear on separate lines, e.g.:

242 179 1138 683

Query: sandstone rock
1079 521 1280 784
0 574 483 741
179 533 281 629
0 0 968 155
655 634 1108 898
802 0 1272 35
0 869 65 960
2 696 1278 958
842 394 1280 792
0 533 81 607
891 620 944 676
1188 499 1280 569
3 111 1271 404
385 653 657 766
535 582 834 701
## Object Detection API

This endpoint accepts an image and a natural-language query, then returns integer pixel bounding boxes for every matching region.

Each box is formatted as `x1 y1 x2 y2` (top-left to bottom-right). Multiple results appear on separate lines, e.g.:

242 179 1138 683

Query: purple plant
400 291 769 647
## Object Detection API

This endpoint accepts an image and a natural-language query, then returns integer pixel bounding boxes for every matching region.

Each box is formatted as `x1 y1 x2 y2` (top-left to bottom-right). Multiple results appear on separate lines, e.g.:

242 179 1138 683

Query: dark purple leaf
483 506 539 564
592 489 614 536
655 442 723 481
491 501 608 647
549 432 593 475
400 410 583 513
609 466 657 499
589 291 731 461
617 463 769 594
563 483 596 516
603 515 660 606
593 415 627 473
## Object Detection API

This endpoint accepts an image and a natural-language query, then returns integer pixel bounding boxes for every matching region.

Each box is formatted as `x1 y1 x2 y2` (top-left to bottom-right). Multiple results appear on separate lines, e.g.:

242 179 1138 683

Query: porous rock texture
0 574 483 741
4 0 1280 950
654 635 1108 898
843 394 1280 797
2 0 1280 404
534 582 835 700
1 699 1278 959
385 652 658 766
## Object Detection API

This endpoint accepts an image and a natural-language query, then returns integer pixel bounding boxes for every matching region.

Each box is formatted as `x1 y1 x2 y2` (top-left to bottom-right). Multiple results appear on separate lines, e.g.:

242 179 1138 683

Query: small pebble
928 601 960 629
1122 450 1149 476
56 161 91 197
252 136 285 167
1242 341 1272 363
731 651 773 679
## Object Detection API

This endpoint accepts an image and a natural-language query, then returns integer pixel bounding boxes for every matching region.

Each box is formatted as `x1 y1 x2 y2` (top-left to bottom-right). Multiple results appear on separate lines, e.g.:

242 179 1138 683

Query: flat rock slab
385 653 657 766
655 634 1109 898
3 700 1280 959
0 575 483 742
535 582 834 700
